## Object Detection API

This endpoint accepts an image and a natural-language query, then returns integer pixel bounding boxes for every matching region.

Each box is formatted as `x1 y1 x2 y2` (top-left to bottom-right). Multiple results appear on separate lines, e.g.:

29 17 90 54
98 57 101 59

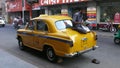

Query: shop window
51 9 61 15
50 6 61 15
100 6 120 22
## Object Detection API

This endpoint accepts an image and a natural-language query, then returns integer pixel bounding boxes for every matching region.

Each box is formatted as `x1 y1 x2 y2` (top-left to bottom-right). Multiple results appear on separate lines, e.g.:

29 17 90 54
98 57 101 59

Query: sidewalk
0 49 38 68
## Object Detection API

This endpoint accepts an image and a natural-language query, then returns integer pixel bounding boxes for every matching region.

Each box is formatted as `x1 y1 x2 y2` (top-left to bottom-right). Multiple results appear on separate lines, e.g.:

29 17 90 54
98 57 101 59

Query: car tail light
69 41 73 47
91 31 97 40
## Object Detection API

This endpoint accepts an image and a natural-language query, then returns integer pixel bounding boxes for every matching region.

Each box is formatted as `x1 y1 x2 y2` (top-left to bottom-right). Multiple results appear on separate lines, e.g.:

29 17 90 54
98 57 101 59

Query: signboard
32 3 40 10
6 0 31 12
114 12 120 23
40 0 88 6
61 9 68 16
87 7 97 27
87 7 96 21
6 0 22 12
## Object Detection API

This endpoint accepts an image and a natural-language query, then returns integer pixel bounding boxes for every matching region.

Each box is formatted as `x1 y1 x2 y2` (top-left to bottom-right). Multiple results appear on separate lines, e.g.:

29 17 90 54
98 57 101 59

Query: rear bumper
65 46 98 57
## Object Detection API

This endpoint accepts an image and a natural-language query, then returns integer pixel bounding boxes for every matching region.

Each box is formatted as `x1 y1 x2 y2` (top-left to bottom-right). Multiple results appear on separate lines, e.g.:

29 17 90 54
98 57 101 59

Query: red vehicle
98 22 119 32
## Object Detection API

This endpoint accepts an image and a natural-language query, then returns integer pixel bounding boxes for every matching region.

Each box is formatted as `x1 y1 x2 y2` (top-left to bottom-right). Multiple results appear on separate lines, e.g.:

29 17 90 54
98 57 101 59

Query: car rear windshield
55 20 73 30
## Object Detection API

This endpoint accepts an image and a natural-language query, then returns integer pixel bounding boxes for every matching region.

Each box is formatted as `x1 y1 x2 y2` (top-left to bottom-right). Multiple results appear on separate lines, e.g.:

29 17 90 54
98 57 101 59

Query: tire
18 38 25 50
110 27 117 33
46 47 58 63
2 24 5 27
114 38 120 44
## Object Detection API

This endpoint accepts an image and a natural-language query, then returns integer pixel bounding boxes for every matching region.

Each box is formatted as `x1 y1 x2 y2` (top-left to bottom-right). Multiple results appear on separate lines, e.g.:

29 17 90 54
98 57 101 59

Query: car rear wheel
18 38 25 50
114 38 120 44
46 47 58 63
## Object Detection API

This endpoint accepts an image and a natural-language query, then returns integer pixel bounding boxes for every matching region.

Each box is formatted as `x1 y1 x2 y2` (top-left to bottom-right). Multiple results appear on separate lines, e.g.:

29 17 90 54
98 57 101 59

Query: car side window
37 20 48 31
27 21 36 30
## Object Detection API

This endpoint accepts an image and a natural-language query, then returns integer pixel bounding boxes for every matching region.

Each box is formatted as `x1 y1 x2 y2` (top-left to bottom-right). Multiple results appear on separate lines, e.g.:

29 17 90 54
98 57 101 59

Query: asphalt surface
0 49 38 68
0 24 38 68
95 30 114 37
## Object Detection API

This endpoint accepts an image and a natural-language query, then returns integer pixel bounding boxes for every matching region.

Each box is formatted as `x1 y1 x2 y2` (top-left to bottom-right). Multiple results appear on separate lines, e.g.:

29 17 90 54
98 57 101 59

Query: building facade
96 1 120 31
6 0 94 24
0 0 7 17
0 0 2 16
5 0 120 30
38 0 97 28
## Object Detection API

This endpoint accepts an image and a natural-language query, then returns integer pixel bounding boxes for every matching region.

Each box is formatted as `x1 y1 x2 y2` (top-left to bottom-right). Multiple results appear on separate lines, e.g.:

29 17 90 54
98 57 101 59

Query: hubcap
48 50 53 58
115 39 120 43
19 41 22 46
47 48 55 61
19 39 24 50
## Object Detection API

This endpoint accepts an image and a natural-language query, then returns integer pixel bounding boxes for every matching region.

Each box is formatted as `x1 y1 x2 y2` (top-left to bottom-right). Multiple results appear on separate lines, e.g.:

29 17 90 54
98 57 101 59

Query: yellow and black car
17 15 98 62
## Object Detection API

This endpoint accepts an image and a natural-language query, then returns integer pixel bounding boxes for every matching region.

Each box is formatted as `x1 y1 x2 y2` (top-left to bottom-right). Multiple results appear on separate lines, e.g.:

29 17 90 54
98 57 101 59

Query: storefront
40 0 91 16
6 0 31 24
68 2 97 28
47 5 61 15
100 2 120 23
32 3 45 18
98 1 120 32
6 0 96 25
39 1 97 29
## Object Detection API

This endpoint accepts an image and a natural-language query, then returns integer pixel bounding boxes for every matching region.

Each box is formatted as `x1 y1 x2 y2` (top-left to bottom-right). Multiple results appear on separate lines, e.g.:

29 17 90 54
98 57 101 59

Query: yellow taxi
17 15 98 62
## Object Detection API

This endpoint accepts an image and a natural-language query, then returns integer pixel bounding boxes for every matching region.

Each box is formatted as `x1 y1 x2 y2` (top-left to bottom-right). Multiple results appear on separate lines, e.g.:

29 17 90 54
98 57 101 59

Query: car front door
23 21 36 47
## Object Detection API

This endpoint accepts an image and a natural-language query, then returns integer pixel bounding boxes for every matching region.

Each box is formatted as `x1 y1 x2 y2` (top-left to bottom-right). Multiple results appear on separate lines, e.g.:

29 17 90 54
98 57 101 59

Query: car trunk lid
65 28 96 53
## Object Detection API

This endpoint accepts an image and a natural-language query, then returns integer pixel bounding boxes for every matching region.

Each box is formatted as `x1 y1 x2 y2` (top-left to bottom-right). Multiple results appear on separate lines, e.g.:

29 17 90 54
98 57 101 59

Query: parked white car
0 17 5 27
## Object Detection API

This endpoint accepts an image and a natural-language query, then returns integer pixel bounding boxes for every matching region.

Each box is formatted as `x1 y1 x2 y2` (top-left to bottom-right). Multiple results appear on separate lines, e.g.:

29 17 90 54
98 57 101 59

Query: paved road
95 30 114 37
0 24 120 68
0 24 38 68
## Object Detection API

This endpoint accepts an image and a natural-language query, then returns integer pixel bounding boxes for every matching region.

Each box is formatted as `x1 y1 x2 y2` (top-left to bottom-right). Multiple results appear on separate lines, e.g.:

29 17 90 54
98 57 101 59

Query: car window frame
36 20 48 32
26 20 36 30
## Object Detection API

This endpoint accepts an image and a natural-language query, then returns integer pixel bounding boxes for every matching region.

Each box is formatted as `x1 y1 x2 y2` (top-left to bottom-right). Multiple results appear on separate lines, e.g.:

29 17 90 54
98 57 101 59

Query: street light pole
22 0 25 25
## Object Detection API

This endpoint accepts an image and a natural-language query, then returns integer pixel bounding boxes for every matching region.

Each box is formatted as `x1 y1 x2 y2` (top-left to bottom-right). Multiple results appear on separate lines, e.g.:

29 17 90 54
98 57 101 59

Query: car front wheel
18 38 25 50
114 38 120 44
46 47 58 63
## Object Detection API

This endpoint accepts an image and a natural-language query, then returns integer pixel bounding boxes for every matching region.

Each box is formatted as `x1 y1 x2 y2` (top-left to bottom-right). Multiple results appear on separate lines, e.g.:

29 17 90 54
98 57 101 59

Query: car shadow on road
22 47 97 67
